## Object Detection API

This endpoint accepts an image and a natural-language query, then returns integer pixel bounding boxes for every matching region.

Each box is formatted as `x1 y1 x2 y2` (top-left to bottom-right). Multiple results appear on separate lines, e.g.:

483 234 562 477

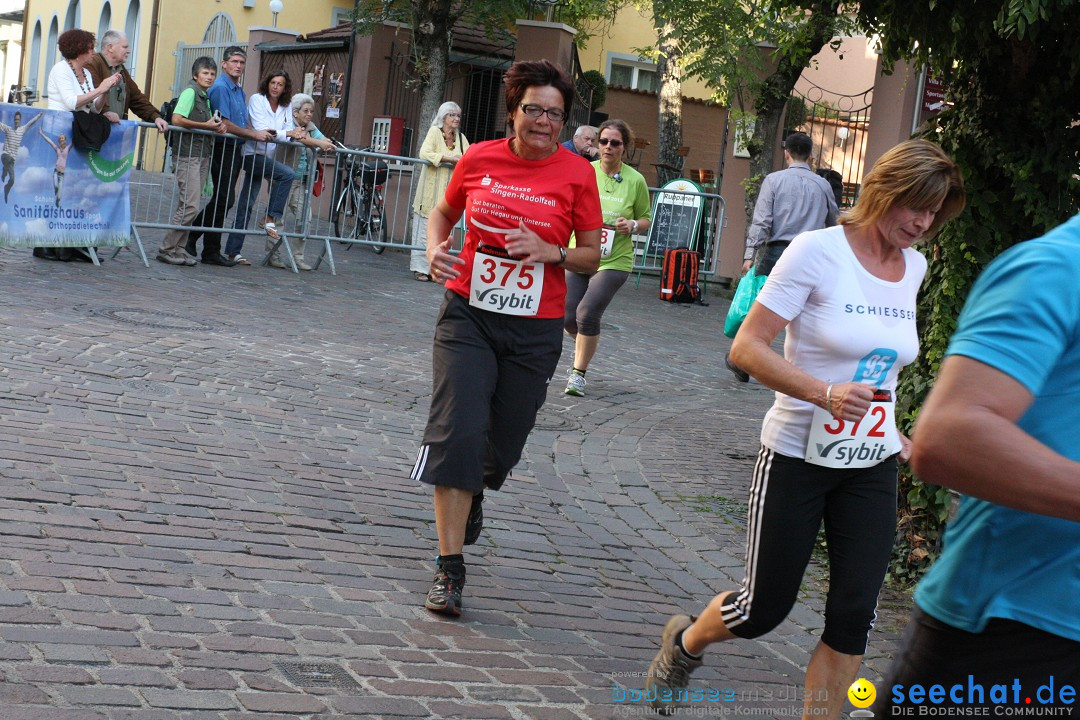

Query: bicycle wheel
366 187 387 254
333 183 362 241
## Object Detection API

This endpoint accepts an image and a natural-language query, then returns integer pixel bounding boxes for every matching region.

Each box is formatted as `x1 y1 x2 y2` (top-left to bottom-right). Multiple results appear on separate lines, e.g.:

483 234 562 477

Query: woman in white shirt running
646 140 967 718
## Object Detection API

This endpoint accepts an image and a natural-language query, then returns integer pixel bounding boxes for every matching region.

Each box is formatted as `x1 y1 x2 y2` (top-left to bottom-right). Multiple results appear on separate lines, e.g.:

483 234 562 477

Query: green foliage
858 0 1080 584
581 69 608 110
784 96 808 129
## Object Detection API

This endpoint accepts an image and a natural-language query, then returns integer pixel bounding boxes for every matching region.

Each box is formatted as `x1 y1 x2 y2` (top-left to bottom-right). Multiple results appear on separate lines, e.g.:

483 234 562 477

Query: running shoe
564 370 586 397
424 558 466 617
646 614 703 716
464 492 484 545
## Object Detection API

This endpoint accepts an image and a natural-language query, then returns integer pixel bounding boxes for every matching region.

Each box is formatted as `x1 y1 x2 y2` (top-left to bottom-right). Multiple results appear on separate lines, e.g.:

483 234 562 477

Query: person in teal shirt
873 213 1080 713
563 118 651 397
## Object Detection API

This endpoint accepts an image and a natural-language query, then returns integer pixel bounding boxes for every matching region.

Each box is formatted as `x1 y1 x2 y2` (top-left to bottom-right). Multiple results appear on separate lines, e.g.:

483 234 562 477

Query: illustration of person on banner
0 110 43 202
37 127 70 208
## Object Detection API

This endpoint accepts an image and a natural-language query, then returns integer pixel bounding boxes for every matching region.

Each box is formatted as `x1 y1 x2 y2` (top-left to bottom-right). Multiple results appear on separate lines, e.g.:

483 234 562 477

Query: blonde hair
841 139 965 239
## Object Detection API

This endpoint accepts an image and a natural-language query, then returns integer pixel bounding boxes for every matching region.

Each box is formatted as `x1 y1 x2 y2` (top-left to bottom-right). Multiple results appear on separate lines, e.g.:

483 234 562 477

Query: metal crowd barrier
125 121 725 280
125 121 426 274
632 186 726 288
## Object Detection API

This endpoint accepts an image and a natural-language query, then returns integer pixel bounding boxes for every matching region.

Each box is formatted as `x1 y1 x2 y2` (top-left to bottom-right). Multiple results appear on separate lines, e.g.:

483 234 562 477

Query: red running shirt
443 139 602 318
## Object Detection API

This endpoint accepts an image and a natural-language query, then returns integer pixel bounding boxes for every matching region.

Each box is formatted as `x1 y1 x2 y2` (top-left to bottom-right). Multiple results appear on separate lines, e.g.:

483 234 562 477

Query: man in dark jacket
87 30 168 134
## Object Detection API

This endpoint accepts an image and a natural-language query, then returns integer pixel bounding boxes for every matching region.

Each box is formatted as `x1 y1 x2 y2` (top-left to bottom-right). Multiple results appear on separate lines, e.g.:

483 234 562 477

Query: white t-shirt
754 225 927 458
46 60 95 112
243 93 294 160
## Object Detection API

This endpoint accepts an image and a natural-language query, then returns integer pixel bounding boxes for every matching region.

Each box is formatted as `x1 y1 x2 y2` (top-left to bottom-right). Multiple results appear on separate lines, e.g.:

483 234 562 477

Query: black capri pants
411 291 563 493
722 446 898 655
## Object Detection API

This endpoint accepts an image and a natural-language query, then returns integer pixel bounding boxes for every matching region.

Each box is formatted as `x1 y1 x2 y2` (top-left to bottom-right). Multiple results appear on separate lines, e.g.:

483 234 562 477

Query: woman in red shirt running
411 60 602 617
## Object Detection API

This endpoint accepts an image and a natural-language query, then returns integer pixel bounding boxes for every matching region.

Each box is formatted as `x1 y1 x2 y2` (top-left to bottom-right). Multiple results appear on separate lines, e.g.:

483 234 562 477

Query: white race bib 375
469 247 545 316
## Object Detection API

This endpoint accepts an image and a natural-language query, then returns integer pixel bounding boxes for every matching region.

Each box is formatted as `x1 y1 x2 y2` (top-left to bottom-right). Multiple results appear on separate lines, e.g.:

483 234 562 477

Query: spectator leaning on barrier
185 47 276 268
269 92 335 271
156 56 225 266
87 30 168 134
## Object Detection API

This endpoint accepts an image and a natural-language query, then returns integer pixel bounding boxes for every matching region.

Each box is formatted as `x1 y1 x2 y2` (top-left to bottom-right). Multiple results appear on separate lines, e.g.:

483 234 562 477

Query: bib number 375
804 389 900 468
470 251 545 316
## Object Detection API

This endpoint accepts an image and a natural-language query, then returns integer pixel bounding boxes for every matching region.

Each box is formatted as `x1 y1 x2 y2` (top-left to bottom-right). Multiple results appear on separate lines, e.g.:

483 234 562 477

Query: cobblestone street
0 245 909 719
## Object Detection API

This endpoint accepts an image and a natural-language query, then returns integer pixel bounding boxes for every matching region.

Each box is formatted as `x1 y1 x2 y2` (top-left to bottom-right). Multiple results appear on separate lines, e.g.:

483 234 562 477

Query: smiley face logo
848 678 876 709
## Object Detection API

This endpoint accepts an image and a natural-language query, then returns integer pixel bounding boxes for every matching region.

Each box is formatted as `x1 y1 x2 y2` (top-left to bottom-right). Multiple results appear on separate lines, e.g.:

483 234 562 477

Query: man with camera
88 30 169 134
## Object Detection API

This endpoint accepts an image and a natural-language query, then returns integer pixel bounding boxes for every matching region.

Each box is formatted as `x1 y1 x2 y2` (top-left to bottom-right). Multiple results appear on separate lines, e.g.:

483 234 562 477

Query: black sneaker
202 253 239 267
464 492 484 546
725 353 750 383
425 559 465 617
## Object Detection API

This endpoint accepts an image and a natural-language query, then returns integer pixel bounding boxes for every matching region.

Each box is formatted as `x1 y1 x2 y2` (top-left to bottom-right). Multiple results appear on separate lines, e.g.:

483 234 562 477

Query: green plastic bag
202 174 214 199
723 265 767 338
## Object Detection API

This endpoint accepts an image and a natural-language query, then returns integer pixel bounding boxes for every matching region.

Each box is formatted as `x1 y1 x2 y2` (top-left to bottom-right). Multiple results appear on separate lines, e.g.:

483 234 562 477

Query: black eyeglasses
519 104 566 122
598 138 624 148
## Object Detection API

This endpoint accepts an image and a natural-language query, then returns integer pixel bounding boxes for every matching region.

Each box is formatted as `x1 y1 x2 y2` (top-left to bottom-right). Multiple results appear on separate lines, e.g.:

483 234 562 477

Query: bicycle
332 143 389 254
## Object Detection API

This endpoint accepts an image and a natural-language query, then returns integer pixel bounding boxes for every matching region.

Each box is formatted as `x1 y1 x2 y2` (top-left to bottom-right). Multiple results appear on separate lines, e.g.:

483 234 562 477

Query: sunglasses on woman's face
598 138 623 148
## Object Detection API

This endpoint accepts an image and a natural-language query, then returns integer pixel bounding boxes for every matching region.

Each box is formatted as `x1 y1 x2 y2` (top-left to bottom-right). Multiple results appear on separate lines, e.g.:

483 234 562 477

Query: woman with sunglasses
563 119 651 397
413 60 602 617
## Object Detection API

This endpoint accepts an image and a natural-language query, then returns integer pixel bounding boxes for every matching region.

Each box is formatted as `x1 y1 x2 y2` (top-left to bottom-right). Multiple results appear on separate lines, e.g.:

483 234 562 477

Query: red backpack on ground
660 248 702 303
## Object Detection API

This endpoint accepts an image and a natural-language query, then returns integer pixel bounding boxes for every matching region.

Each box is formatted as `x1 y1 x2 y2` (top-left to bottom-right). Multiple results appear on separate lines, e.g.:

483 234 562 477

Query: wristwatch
556 246 567 265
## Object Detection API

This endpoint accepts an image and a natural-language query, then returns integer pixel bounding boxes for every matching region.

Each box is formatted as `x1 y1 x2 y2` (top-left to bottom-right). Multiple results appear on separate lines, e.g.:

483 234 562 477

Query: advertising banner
0 102 136 248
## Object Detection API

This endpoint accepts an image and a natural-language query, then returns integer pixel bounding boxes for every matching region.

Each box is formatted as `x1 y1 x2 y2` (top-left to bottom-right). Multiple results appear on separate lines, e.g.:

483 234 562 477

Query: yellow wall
21 0 349 110
577 6 717 102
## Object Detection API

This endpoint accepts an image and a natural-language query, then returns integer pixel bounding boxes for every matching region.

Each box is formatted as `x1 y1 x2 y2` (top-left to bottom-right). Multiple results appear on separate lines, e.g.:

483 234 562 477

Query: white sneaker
564 371 586 397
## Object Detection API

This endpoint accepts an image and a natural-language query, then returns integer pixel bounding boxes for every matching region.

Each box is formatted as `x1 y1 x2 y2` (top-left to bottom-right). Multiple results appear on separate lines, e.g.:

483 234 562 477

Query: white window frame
124 0 140 74
331 6 351 26
28 20 42 94
44 15 58 98
605 52 658 92
98 2 112 45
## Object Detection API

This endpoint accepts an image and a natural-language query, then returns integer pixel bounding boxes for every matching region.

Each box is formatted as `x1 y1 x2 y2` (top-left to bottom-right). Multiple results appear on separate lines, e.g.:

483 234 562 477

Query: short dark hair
258 71 293 107
191 56 217 78
598 118 633 148
58 29 96 60
503 60 574 120
784 132 812 160
222 46 246 62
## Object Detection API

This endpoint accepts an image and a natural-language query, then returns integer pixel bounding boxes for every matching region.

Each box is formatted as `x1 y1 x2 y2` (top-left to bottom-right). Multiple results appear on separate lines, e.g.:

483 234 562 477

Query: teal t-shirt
915 213 1080 642
572 161 650 273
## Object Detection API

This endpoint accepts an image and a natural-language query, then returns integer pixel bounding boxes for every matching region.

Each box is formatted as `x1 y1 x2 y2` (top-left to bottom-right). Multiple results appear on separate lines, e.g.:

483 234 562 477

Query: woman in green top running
562 118 651 397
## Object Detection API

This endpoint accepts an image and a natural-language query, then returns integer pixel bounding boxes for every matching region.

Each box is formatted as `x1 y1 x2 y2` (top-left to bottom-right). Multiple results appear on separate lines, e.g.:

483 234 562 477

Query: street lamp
269 0 283 27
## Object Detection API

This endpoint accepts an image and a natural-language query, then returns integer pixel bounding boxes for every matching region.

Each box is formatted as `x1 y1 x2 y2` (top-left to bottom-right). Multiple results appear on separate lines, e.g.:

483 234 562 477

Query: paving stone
0 250 909 718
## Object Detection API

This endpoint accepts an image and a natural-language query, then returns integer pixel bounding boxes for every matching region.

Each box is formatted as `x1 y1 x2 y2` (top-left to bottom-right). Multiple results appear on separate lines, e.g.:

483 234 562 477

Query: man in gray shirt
727 132 837 382
741 131 838 275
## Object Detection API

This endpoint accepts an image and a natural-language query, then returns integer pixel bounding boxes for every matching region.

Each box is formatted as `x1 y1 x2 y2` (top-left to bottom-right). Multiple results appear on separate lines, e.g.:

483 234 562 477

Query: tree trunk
410 0 455 145
653 3 683 186
743 5 841 228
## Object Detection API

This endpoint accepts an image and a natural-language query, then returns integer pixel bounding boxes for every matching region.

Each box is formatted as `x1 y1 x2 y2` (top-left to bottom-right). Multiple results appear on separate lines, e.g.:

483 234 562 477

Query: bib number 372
470 252 545 316
804 390 901 468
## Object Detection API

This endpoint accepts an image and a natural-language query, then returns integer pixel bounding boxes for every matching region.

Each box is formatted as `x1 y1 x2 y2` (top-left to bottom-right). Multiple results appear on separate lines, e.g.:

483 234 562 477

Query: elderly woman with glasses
412 60 602 617
410 101 469 281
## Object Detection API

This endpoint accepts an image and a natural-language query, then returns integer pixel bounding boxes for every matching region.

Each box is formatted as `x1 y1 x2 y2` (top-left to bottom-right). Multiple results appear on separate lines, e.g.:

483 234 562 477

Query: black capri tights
563 269 630 337
721 446 898 655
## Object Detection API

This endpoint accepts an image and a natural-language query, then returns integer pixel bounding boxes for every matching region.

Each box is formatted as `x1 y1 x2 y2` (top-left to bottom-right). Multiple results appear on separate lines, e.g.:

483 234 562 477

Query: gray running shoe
564 370 586 397
646 614 703 715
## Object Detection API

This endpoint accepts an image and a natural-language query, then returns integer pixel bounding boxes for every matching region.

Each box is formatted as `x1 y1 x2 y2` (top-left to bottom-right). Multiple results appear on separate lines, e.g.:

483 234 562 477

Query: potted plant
582 69 608 125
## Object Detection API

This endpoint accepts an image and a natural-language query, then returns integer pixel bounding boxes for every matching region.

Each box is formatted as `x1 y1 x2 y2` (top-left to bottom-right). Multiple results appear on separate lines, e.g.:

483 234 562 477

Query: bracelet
556 245 567 266
631 220 638 234
825 384 833 411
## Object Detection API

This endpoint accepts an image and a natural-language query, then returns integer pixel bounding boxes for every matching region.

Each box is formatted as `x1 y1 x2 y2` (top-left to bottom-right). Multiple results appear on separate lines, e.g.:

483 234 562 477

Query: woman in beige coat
410 101 469 280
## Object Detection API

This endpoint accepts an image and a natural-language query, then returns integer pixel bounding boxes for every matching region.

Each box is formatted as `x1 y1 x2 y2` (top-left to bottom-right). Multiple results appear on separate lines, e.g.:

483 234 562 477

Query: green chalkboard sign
645 178 704 255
